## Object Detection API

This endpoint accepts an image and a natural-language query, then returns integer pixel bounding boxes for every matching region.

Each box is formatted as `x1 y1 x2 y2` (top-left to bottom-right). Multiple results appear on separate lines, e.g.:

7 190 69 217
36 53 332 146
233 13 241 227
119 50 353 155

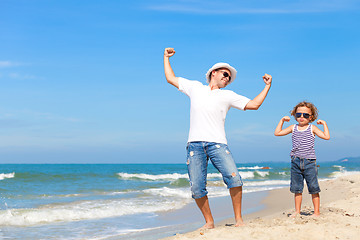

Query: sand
161 174 360 240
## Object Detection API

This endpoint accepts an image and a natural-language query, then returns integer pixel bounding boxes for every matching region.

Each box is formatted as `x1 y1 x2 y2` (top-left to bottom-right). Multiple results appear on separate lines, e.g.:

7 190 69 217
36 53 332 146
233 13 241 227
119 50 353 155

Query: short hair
290 101 318 122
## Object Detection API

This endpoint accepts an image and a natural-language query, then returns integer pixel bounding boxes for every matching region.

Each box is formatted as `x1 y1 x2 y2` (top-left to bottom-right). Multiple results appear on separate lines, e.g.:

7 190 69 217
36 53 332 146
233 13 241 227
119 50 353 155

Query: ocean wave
329 170 360 178
332 165 343 168
239 171 254 179
143 187 191 198
207 181 226 187
117 170 287 182
243 186 284 193
207 173 222 178
238 166 271 170
142 185 229 199
239 171 271 179
332 165 346 172
169 178 190 187
0 172 15 181
117 172 223 181
117 172 188 181
142 179 291 199
245 180 290 186
254 171 270 178
0 197 189 227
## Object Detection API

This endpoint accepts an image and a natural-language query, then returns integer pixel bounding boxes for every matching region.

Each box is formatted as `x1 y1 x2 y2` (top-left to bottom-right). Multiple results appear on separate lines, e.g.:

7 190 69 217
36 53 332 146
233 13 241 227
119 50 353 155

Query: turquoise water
1 161 359 239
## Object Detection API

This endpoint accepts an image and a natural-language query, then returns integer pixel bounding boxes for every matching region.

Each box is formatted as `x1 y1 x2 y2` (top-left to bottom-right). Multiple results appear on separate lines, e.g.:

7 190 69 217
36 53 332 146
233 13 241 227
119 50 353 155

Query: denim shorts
186 141 243 199
290 156 320 194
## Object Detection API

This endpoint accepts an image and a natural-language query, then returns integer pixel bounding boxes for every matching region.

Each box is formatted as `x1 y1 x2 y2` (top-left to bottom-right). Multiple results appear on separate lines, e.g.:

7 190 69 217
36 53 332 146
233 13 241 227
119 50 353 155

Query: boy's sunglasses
218 70 231 82
295 113 311 119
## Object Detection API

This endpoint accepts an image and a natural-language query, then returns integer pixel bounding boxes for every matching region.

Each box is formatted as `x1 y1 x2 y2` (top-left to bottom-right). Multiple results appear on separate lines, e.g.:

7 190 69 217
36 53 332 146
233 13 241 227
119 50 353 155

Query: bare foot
199 222 215 230
235 219 245 227
289 212 300 218
311 213 320 217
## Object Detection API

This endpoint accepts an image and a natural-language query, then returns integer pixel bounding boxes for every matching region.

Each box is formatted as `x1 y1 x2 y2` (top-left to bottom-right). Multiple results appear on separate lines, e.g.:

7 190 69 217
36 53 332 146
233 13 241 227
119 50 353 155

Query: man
163 47 272 228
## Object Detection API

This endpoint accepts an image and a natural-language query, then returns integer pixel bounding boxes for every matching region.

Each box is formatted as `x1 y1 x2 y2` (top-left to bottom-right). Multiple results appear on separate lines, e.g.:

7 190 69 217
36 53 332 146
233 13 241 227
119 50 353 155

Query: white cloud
0 61 19 68
0 110 82 127
8 73 40 80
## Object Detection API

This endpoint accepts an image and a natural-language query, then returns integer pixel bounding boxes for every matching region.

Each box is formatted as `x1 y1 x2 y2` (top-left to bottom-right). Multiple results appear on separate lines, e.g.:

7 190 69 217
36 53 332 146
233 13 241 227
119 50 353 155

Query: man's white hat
206 62 237 84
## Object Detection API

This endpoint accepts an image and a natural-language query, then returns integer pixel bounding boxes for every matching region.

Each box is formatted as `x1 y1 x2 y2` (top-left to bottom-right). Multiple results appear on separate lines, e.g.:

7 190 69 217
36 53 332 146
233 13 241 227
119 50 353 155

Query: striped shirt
290 124 316 159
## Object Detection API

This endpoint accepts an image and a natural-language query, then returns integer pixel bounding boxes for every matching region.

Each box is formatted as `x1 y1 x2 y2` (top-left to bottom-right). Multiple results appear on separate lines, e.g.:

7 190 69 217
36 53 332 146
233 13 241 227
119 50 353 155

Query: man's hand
164 47 179 88
262 74 272 85
244 73 272 110
164 48 175 58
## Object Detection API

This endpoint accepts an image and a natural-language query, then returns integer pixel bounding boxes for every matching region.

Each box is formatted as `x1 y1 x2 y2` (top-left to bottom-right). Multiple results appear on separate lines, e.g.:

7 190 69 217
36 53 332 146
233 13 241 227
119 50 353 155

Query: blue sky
1 0 359 163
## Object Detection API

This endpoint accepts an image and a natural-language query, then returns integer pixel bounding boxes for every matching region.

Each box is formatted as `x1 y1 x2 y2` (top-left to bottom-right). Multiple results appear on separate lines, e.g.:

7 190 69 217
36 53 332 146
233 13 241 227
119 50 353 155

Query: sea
1 160 360 240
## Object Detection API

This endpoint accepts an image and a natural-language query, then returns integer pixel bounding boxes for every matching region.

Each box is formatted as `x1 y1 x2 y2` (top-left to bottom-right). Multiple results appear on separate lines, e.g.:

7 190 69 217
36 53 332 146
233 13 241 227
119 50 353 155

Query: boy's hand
164 48 175 58
282 116 290 122
262 74 272 85
317 119 327 125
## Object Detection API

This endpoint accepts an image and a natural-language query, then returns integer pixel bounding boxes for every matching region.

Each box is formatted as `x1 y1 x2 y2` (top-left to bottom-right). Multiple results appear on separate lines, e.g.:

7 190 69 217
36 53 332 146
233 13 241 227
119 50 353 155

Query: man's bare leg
311 193 320 216
195 195 215 229
229 186 245 226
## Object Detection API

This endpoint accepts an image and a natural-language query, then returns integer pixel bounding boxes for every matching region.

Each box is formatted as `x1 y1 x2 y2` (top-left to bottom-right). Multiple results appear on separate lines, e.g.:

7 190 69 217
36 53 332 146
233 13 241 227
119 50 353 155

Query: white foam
332 165 346 172
207 181 226 187
255 171 269 178
207 187 229 197
117 172 223 181
238 166 271 170
330 170 360 178
117 172 188 181
238 171 255 179
207 173 222 178
0 172 15 180
245 180 290 187
243 186 284 193
0 197 188 227
143 187 191 199
117 170 276 181
332 165 343 168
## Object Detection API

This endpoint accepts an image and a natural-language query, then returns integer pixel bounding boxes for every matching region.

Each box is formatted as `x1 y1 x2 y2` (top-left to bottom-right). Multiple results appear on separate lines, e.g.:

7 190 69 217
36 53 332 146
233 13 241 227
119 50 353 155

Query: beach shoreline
119 190 269 240
161 173 360 240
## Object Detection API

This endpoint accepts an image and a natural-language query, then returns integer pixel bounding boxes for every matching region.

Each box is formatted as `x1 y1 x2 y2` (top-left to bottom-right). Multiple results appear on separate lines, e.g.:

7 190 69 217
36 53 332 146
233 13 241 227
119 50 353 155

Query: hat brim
206 63 237 84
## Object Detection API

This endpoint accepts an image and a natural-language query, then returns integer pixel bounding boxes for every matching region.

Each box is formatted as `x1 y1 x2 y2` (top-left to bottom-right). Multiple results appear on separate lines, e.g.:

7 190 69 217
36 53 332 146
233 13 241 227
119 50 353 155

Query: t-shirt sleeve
178 77 200 97
228 91 251 111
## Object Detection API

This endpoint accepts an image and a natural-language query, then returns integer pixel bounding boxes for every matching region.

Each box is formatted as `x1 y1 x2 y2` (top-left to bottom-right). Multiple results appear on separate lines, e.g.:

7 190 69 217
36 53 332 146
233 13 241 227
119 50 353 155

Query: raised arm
164 48 179 89
313 120 330 140
244 74 272 110
274 116 293 136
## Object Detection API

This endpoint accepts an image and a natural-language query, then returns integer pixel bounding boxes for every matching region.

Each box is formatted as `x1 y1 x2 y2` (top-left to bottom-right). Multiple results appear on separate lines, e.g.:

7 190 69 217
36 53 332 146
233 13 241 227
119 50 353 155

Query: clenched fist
164 48 175 58
262 74 272 85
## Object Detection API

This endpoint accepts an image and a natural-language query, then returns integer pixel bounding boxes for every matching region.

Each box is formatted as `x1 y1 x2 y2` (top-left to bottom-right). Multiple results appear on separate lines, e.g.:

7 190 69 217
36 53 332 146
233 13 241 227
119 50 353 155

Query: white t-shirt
178 77 251 144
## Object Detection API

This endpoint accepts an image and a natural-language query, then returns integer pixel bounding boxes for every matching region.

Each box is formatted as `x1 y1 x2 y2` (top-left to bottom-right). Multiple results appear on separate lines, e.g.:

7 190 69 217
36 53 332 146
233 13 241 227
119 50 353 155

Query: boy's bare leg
291 193 302 217
230 186 245 226
195 195 215 229
311 193 320 216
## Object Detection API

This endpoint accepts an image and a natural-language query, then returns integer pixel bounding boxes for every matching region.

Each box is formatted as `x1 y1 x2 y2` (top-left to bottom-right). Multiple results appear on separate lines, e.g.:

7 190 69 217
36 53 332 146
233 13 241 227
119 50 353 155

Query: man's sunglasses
218 70 231 82
295 113 311 119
